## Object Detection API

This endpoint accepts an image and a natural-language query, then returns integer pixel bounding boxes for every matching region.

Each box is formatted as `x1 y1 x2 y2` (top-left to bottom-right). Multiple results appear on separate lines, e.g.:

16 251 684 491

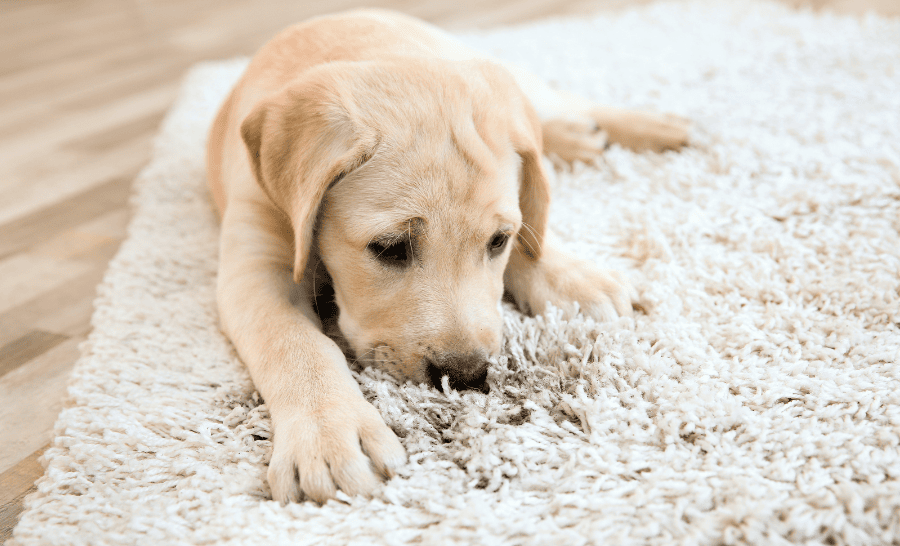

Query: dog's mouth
426 361 489 393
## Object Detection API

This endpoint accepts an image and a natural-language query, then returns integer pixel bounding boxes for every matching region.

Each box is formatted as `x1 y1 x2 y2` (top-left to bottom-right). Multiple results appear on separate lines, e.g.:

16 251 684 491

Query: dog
206 9 689 504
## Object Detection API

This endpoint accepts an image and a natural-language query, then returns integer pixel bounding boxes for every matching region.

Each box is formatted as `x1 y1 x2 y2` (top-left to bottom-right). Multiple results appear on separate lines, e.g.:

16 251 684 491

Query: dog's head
241 58 549 391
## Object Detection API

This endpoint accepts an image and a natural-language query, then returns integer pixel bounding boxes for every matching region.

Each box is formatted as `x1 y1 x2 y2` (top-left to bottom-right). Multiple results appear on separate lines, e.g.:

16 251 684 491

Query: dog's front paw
506 247 638 322
267 396 406 504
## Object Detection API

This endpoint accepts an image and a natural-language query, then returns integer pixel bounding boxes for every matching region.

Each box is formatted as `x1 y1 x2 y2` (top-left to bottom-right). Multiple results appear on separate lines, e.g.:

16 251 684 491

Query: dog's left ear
512 123 550 261
507 89 550 262
473 60 550 262
241 65 379 284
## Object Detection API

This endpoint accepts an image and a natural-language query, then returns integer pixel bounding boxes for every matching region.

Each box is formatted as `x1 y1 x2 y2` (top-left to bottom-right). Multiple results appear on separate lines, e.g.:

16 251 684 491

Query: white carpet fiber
12 1 900 544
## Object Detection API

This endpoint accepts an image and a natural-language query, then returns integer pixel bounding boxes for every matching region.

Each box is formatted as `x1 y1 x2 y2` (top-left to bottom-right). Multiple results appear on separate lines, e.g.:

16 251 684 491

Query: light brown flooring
0 0 895 542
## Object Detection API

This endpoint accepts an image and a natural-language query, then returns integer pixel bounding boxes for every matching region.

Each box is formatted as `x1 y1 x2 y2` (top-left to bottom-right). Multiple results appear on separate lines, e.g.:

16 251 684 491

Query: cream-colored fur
206 9 689 504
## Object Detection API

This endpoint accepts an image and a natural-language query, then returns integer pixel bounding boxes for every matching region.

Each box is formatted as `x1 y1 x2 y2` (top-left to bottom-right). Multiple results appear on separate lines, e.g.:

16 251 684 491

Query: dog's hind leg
501 62 691 159
410 13 689 158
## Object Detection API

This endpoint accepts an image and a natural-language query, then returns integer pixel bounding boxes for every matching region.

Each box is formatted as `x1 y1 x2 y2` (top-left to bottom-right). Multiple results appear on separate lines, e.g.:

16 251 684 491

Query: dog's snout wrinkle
426 352 490 393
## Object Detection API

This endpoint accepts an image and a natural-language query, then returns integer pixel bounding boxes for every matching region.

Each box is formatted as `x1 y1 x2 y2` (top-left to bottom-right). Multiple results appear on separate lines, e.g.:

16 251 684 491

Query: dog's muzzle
425 351 490 393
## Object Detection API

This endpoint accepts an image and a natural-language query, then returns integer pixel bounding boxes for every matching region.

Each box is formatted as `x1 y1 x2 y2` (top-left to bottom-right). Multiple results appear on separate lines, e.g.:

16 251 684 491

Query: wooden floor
0 0 895 542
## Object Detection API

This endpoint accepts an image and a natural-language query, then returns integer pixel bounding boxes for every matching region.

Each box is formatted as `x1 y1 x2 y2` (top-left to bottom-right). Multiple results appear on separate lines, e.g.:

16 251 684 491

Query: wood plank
30 227 117 263
0 445 47 545
0 40 165 108
0 331 69 379
0 337 83 474
29 207 129 264
62 236 124 267
0 52 180 137
0 253 95 317
0 134 151 226
0 176 131 260
0 0 112 37
0 263 110 348
0 207 128 346
0 13 143 77
65 110 167 154
71 206 131 240
0 81 176 191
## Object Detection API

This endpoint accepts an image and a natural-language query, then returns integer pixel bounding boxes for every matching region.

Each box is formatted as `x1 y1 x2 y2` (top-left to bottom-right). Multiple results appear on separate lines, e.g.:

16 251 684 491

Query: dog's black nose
426 352 490 393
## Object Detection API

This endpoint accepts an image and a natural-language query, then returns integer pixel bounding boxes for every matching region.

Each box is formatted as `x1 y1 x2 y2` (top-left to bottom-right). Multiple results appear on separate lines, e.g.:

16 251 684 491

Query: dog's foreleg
217 200 406 504
504 230 638 322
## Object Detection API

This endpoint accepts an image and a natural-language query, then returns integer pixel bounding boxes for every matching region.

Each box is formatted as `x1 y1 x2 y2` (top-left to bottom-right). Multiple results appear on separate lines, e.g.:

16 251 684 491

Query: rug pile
12 1 900 544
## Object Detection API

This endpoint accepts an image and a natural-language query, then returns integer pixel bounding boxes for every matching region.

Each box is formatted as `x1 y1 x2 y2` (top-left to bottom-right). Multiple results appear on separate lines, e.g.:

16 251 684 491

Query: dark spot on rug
723 423 742 434
499 406 531 426
561 377 581 396
506 358 520 373
550 401 582 429
418 402 460 444
388 424 408 439
475 477 489 489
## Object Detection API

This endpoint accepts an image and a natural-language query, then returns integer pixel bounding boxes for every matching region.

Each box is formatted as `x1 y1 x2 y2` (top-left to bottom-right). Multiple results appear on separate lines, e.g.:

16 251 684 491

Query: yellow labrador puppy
206 9 688 504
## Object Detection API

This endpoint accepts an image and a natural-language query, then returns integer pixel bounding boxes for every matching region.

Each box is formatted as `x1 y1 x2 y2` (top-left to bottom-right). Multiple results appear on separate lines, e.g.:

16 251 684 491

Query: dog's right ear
241 66 379 284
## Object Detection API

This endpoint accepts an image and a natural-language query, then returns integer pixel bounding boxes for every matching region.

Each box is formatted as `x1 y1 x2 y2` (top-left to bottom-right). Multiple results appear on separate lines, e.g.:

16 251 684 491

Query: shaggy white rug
12 1 900 544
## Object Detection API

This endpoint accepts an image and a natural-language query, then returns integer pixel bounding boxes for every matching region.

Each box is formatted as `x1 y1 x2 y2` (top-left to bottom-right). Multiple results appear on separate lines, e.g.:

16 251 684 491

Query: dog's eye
367 239 410 267
488 231 510 258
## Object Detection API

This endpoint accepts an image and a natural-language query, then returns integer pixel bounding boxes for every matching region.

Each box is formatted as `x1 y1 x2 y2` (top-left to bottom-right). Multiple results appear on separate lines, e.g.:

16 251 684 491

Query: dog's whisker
520 221 541 247
407 220 415 261
349 348 378 365
311 257 320 305
519 221 542 255
349 345 402 367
